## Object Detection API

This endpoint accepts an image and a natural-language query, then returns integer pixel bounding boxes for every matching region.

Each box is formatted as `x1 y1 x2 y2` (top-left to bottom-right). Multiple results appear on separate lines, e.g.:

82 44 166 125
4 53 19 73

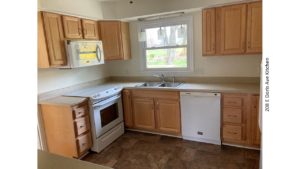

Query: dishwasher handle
180 92 221 97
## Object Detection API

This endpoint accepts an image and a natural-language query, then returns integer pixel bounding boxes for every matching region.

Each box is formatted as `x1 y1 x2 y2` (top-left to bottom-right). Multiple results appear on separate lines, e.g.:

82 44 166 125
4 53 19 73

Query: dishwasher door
180 92 221 145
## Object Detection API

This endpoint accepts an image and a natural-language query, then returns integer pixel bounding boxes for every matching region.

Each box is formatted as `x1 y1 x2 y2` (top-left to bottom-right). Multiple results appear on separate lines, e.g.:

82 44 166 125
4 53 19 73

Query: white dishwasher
180 92 221 145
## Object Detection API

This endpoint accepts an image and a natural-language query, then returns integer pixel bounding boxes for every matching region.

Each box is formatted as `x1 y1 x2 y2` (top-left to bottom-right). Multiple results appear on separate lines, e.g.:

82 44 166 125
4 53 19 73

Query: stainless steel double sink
135 82 183 88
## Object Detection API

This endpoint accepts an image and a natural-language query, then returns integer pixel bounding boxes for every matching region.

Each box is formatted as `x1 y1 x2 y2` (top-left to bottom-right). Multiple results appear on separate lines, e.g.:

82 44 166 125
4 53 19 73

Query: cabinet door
132 97 155 130
202 8 216 56
246 2 262 53
122 90 133 128
82 19 99 39
42 12 67 67
155 99 181 135
216 4 246 54
62 16 83 39
251 95 261 147
100 21 123 60
38 12 49 68
120 22 131 60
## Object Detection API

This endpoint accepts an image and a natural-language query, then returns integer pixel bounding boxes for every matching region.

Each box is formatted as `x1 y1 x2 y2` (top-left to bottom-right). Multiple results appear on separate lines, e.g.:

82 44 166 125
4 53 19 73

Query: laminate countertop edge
38 150 111 169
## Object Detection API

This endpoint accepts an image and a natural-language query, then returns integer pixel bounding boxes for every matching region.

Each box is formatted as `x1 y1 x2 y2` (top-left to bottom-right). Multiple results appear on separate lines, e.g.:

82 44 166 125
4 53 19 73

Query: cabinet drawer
223 125 242 140
223 97 242 107
72 104 88 118
74 116 90 136
223 108 242 123
76 132 92 156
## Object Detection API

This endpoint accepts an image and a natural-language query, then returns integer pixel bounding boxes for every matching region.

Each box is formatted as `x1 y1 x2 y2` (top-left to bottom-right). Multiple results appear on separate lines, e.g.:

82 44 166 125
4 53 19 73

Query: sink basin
158 82 182 87
136 82 161 87
136 82 182 88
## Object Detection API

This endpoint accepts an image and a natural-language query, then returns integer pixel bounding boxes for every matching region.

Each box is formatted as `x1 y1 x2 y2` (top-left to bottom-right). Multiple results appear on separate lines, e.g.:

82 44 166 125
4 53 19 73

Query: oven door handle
93 95 121 107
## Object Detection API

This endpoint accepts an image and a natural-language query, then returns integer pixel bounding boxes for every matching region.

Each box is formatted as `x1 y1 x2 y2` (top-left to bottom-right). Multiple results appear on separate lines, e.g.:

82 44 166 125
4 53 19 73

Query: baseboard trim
222 143 260 150
125 128 182 139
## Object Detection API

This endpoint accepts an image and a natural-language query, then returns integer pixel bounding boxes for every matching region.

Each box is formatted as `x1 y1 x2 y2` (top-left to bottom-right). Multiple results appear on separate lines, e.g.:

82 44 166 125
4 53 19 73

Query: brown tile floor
82 131 260 169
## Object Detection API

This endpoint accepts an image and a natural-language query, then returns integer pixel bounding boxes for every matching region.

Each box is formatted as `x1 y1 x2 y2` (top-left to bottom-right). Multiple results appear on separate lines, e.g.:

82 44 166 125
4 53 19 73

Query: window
139 16 193 72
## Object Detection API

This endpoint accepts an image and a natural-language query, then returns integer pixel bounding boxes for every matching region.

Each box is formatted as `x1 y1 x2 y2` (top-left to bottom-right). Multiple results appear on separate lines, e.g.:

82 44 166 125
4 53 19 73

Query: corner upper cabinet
41 12 67 67
99 21 131 60
38 12 49 68
202 8 216 56
216 4 247 54
82 19 99 39
246 1 262 54
62 16 83 39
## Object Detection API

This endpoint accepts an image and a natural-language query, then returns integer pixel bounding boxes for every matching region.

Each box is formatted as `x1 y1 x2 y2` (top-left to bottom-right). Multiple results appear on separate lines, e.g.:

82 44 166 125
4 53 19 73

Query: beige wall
38 0 109 94
38 66 108 94
38 0 103 19
107 11 262 77
100 0 245 19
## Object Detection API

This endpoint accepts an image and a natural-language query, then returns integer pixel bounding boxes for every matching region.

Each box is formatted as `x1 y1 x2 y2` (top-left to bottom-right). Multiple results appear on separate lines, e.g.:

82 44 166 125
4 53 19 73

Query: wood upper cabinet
155 99 181 134
250 95 261 147
82 19 99 39
99 21 131 60
38 12 49 68
132 97 155 130
122 89 133 128
216 4 247 54
62 16 83 39
42 12 67 67
202 8 216 55
202 2 262 56
246 1 262 53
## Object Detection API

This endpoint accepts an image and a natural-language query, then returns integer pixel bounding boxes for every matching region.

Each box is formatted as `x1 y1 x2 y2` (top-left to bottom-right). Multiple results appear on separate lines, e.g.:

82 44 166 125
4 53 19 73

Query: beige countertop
39 96 87 106
38 150 111 169
98 81 260 94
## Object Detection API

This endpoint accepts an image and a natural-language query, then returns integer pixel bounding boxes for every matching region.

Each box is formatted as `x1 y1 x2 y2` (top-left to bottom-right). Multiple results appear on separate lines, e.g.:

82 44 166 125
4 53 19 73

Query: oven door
92 95 123 138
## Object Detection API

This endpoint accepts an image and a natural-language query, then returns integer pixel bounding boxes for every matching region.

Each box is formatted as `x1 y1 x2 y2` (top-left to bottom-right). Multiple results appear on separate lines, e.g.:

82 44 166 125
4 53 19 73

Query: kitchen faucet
153 74 166 83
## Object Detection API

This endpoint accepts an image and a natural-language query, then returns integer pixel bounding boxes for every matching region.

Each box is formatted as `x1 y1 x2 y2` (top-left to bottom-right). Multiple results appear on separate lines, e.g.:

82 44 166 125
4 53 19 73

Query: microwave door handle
75 44 80 60
96 44 101 62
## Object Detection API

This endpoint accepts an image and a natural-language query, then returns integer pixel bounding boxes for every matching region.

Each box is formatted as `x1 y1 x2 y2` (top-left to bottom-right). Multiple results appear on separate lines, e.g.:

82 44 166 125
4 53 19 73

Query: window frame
139 15 194 72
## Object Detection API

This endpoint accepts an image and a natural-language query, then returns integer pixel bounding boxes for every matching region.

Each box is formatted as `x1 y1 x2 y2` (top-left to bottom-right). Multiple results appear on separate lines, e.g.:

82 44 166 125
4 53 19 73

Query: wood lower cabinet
124 90 181 136
39 96 92 158
99 21 131 60
155 99 181 134
122 89 133 127
222 93 248 145
221 93 261 148
250 94 261 147
41 12 67 67
132 97 155 130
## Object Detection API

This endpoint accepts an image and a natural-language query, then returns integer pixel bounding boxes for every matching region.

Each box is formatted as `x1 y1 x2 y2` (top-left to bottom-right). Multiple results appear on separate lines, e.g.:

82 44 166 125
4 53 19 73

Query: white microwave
63 40 105 68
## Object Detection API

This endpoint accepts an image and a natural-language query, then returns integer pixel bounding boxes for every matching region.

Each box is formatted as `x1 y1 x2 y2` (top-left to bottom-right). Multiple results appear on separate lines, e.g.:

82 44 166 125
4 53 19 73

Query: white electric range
64 85 124 153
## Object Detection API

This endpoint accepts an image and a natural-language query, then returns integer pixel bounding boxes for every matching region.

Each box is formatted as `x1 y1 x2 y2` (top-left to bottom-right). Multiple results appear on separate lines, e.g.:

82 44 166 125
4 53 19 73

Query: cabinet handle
228 132 237 135
79 125 84 128
82 143 86 146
